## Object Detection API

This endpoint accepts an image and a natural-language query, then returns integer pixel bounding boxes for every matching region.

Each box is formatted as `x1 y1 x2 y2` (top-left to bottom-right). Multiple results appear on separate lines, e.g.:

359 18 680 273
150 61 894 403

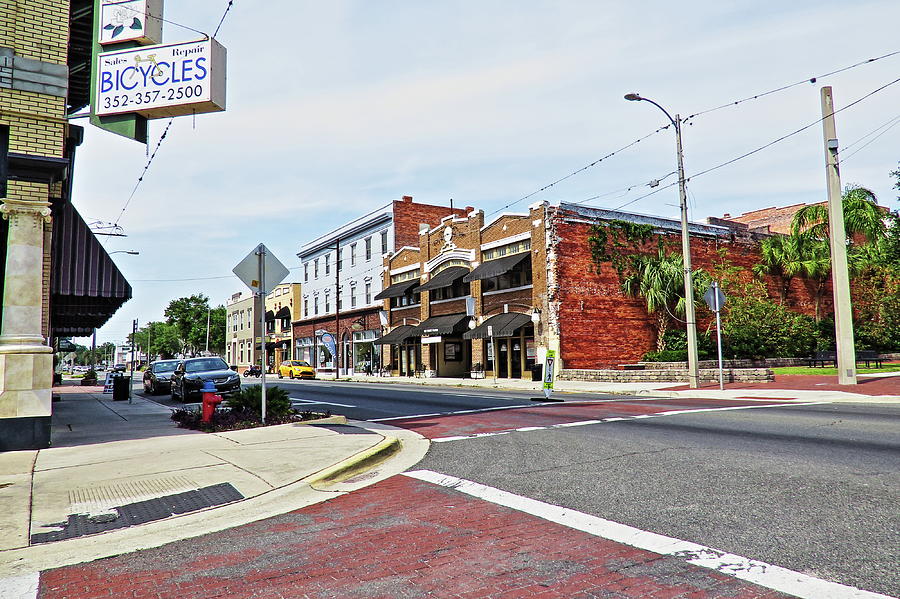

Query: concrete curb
305 436 401 487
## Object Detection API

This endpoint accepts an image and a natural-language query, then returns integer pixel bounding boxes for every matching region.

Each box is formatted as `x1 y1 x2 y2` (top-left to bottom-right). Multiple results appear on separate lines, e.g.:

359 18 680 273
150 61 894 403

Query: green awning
463 253 529 282
417 266 469 292
463 312 531 339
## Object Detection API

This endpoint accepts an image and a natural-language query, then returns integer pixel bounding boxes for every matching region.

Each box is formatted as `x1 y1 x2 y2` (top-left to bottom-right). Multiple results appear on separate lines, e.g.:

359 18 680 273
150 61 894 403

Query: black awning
275 306 291 319
463 253 529 282
373 279 419 300
463 312 532 339
412 313 469 337
373 324 416 345
265 310 275 322
417 266 469 292
50 202 131 336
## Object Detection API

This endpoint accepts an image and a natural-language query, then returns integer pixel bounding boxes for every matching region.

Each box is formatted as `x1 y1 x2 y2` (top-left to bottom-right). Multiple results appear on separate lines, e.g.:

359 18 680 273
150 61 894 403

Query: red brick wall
554 217 835 369
392 197 472 250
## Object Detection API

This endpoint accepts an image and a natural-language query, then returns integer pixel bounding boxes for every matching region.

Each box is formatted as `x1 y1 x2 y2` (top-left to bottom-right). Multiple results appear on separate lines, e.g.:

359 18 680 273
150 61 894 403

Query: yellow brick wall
0 0 69 64
0 90 67 158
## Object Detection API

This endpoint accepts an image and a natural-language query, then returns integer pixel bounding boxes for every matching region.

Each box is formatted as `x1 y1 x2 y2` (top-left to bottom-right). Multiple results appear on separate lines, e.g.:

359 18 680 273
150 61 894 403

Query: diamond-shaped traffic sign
233 243 290 295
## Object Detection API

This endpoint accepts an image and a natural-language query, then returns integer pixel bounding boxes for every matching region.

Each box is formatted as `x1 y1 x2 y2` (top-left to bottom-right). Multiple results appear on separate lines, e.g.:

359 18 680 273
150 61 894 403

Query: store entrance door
510 339 522 378
497 340 509 378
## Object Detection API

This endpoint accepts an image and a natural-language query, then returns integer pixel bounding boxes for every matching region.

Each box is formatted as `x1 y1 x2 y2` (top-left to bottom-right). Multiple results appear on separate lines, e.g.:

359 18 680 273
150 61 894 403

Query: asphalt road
137 376 614 420
416 401 900 598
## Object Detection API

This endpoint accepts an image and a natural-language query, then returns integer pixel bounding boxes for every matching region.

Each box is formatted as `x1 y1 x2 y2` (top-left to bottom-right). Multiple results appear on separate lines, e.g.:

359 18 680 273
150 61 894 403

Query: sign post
542 349 559 401
233 243 290 424
703 282 727 390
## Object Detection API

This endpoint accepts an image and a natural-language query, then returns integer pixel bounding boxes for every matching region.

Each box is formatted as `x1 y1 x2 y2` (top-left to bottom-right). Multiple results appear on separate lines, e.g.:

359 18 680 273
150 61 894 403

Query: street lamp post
625 93 700 389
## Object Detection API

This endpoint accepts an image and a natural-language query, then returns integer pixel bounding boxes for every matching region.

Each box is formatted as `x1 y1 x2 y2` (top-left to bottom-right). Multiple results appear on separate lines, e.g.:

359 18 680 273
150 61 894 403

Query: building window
390 268 419 284
365 237 372 261
314 296 319 314
365 282 372 304
304 299 308 317
482 239 531 261
246 309 251 329
381 230 388 255
430 278 470 301
325 292 331 313
350 243 357 266
304 263 308 282
351 286 357 308
481 257 533 293
337 248 343 271
325 254 330 275
390 291 420 309
314 259 319 279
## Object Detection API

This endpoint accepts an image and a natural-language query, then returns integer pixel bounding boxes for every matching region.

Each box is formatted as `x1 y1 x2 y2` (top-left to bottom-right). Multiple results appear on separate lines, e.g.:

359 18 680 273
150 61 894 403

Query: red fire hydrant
200 380 223 423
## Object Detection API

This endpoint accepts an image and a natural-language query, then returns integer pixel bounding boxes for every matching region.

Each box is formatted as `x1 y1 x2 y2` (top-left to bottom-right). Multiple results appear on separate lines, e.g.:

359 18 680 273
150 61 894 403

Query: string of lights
687 75 900 182
838 113 900 164
682 49 900 124
213 1 235 37
110 117 174 230
485 124 672 218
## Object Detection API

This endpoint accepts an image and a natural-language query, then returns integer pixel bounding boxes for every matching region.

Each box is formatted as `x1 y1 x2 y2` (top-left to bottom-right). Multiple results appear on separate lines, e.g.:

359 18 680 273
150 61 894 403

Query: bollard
200 380 224 423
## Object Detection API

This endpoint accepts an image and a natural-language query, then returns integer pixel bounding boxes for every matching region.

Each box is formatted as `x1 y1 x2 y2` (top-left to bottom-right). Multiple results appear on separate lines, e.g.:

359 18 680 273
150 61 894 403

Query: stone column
0 198 53 451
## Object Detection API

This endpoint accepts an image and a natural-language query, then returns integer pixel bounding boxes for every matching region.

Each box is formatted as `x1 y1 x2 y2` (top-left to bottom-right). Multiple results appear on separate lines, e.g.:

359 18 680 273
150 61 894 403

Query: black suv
170 357 241 402
143 359 180 395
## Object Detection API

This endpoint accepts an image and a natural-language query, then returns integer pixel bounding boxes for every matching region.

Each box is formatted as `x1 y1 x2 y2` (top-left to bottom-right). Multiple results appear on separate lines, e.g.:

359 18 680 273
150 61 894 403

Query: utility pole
334 240 340 380
129 319 137 402
820 86 857 385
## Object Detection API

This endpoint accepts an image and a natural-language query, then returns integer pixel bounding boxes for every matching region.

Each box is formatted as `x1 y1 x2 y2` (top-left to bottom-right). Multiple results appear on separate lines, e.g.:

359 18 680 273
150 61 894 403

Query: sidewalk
0 385 428 580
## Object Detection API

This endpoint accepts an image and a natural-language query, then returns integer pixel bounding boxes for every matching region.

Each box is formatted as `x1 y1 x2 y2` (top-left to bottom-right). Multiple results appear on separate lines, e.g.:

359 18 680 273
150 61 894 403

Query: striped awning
463 253 529 282
49 202 132 336
463 312 531 339
417 266 468 292
373 325 417 345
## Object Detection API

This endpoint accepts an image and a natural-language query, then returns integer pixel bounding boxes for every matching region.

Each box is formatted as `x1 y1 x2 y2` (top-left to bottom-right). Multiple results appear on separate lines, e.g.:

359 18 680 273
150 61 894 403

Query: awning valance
373 279 419 300
417 266 469 292
411 313 469 337
463 253 529 282
373 325 417 345
463 312 532 340
275 306 291 319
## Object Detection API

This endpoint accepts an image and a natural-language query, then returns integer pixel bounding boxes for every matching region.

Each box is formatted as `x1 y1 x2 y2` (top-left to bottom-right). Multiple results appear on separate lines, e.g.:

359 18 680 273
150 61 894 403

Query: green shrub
722 296 818 359
226 384 293 419
642 349 688 362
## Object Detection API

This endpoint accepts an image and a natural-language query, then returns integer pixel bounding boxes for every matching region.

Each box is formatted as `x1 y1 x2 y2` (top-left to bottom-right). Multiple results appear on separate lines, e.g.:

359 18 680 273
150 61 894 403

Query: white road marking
429 401 828 442
0 572 38 599
371 403 553 422
404 470 894 599
290 398 356 408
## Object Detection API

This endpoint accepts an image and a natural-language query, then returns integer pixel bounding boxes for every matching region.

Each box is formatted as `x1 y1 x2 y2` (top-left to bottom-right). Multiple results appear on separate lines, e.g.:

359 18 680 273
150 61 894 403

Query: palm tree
795 238 832 322
753 234 805 304
792 185 886 244
621 248 708 351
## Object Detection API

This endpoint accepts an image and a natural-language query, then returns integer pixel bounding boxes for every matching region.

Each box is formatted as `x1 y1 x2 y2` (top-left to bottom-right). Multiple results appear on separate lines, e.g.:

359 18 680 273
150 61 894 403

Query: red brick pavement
389 398 794 440
667 373 899 396
39 475 791 599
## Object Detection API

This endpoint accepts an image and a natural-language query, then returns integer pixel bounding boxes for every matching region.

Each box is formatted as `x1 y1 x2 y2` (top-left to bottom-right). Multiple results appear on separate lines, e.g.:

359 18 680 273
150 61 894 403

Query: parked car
142 359 180 395
278 360 316 380
113 363 126 372
170 357 241 402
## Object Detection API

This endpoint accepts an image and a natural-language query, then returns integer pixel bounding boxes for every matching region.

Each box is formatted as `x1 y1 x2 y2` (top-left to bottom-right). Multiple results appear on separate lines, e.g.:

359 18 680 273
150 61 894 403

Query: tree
164 294 213 356
130 321 182 360
792 185 886 245
621 247 709 351
752 234 805 304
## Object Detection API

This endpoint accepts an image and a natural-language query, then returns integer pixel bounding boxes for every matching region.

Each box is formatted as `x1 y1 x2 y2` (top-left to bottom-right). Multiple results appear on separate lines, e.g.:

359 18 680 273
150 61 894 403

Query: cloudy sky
73 0 900 346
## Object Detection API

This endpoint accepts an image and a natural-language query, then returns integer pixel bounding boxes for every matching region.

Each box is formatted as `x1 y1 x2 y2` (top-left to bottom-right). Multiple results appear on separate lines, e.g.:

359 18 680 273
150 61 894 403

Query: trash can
531 363 543 382
112 373 129 401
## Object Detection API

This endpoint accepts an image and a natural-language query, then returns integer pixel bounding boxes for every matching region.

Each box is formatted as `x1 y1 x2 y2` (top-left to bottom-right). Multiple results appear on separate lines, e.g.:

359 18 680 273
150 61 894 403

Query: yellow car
278 360 316 380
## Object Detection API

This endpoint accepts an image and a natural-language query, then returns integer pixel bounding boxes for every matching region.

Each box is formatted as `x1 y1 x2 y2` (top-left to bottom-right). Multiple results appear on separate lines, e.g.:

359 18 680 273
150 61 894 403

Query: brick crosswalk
39 475 791 599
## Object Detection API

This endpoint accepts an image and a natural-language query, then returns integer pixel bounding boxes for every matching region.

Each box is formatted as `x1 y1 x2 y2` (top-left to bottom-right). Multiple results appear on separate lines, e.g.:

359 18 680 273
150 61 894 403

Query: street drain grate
31 483 244 544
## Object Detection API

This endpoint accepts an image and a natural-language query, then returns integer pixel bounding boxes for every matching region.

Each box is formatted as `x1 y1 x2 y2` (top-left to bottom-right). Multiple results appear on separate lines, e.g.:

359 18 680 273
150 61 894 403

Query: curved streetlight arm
623 93 676 127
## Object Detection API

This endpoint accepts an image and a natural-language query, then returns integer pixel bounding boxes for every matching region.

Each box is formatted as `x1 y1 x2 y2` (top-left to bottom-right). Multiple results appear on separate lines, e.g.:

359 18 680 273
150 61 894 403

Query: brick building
292 196 471 377
0 0 131 450
373 200 835 380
